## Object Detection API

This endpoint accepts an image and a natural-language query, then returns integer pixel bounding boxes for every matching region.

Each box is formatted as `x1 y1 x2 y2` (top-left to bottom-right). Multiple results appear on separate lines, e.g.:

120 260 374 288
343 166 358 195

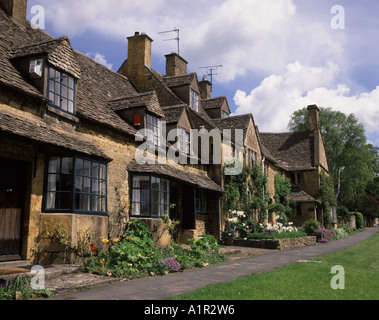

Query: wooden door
0 159 25 258
182 186 196 230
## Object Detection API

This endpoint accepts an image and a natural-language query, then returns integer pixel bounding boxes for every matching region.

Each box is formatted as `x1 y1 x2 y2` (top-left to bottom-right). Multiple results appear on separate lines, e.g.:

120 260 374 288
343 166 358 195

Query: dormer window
145 113 161 147
47 66 76 114
190 89 199 112
179 127 191 155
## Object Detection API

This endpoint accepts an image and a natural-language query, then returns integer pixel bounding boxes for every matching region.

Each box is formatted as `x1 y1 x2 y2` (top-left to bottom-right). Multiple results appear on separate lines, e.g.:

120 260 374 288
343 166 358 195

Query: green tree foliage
288 107 377 204
268 173 293 224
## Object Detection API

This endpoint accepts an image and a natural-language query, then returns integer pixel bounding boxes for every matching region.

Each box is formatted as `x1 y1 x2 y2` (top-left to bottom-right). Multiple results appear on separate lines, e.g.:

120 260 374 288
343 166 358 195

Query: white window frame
190 89 199 112
179 127 191 155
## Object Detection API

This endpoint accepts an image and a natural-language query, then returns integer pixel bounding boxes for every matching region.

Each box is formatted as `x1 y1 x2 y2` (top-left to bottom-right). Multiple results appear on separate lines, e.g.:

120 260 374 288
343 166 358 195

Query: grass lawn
166 232 379 300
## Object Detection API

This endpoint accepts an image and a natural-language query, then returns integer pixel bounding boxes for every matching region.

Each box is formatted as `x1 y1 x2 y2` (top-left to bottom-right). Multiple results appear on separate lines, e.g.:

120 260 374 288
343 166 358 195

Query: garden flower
125 237 131 242
113 238 120 243
102 238 109 244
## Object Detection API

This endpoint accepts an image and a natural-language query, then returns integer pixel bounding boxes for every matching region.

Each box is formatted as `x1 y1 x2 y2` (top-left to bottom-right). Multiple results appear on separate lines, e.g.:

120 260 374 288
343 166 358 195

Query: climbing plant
320 172 337 227
268 173 293 224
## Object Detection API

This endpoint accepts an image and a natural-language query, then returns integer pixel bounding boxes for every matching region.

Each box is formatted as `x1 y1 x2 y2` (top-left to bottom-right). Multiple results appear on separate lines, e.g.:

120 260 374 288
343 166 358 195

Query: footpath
42 226 377 300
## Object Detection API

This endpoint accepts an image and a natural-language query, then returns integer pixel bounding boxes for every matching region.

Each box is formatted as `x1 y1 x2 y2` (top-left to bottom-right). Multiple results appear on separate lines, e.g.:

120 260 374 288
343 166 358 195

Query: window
179 128 191 154
47 67 76 114
145 114 161 147
190 89 199 112
296 204 302 216
297 173 303 185
132 175 170 217
195 189 207 214
44 156 107 214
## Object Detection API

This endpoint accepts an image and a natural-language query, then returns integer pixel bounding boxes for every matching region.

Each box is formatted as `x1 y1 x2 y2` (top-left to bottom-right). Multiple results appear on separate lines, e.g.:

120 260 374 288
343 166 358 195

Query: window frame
178 127 191 155
190 89 199 112
195 188 207 214
131 174 170 218
145 113 161 147
46 66 76 115
42 155 108 216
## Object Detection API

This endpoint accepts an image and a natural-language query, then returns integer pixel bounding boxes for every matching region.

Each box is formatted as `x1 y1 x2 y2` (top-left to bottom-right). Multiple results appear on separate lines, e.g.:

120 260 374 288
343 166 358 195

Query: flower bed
233 236 317 250
83 219 227 279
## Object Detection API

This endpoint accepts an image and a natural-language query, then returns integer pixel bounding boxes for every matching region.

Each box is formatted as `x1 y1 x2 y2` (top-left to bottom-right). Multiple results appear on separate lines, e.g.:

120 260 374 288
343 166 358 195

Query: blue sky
27 0 379 147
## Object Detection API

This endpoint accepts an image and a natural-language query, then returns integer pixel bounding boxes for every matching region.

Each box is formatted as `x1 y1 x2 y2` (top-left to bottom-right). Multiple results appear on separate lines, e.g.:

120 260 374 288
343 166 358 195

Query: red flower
91 247 98 252
125 237 131 242
89 243 94 248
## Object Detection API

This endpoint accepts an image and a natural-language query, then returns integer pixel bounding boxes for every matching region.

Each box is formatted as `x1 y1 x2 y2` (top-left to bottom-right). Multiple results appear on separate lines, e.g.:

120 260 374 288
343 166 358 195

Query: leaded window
44 156 107 214
132 175 170 217
190 89 199 112
179 127 191 154
145 114 161 147
195 189 207 214
47 67 76 114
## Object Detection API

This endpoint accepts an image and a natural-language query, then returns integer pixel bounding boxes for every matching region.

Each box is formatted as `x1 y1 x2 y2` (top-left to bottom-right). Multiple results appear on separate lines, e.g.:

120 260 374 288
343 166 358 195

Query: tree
288 107 376 204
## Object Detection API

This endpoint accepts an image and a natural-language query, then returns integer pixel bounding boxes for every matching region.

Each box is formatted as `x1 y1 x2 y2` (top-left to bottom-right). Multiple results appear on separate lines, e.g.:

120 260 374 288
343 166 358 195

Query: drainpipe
261 156 266 222
218 192 227 241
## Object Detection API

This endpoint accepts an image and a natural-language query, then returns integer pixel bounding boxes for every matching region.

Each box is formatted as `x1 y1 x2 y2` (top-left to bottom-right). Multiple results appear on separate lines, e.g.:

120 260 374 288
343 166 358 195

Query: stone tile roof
0 107 109 160
161 105 187 124
201 96 229 111
128 161 223 192
163 73 197 88
9 36 82 79
289 186 317 202
259 131 315 171
109 91 165 118
0 8 138 137
213 114 253 142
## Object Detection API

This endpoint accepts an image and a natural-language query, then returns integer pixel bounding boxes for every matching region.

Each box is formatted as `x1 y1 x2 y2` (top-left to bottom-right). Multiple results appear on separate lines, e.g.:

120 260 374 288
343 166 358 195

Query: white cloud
86 52 113 70
233 60 379 145
30 0 346 83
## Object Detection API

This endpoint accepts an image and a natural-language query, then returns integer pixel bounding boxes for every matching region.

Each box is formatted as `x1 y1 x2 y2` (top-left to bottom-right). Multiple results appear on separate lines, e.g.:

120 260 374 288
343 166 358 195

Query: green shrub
351 212 365 230
304 219 321 236
247 230 307 239
83 222 227 279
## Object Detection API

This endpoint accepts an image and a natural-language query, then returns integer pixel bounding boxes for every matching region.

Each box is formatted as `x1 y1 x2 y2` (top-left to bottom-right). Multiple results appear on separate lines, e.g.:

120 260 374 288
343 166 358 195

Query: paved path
48 227 378 300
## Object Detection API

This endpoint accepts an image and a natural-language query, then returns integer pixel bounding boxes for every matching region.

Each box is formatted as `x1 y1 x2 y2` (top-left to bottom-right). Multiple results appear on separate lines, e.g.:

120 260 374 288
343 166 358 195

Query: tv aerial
199 65 223 83
158 28 180 55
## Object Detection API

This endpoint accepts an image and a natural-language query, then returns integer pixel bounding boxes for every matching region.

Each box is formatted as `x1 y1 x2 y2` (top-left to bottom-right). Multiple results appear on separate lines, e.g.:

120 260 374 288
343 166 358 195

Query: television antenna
199 65 223 83
158 28 180 55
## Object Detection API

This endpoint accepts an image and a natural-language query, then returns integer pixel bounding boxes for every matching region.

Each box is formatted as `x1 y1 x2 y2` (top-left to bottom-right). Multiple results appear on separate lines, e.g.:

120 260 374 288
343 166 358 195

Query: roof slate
0 8 138 137
109 91 165 118
128 161 223 192
259 132 315 171
289 186 317 202
0 107 109 160
9 36 82 78
163 73 197 88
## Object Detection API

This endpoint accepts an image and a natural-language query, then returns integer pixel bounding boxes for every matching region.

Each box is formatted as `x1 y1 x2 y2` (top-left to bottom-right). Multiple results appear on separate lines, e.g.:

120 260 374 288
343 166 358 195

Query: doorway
0 159 26 260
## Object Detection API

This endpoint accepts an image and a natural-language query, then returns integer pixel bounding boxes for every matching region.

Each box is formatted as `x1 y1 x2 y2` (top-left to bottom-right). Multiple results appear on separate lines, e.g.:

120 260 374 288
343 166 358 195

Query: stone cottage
0 1 224 263
0 0 331 264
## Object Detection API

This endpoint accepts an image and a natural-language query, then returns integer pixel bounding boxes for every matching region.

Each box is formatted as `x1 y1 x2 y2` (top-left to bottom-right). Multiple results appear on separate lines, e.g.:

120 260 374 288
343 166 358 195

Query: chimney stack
199 77 212 100
0 0 27 26
165 53 187 77
125 32 153 77
307 105 320 131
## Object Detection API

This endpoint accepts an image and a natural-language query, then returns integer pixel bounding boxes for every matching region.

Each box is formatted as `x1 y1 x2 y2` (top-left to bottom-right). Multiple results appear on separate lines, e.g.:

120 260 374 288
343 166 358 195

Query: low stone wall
233 236 316 250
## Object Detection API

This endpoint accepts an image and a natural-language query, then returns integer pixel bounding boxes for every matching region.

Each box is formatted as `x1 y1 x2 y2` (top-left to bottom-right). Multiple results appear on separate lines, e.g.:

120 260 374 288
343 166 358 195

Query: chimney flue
0 0 27 26
165 53 188 77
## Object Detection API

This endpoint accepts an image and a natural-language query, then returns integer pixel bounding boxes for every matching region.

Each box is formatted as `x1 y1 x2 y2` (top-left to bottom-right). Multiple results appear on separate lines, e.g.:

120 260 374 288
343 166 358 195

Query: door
182 186 196 230
0 159 26 259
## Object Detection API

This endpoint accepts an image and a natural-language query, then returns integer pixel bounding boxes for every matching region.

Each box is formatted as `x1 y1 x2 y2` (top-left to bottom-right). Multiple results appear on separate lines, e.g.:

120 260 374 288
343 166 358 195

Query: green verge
166 232 379 300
